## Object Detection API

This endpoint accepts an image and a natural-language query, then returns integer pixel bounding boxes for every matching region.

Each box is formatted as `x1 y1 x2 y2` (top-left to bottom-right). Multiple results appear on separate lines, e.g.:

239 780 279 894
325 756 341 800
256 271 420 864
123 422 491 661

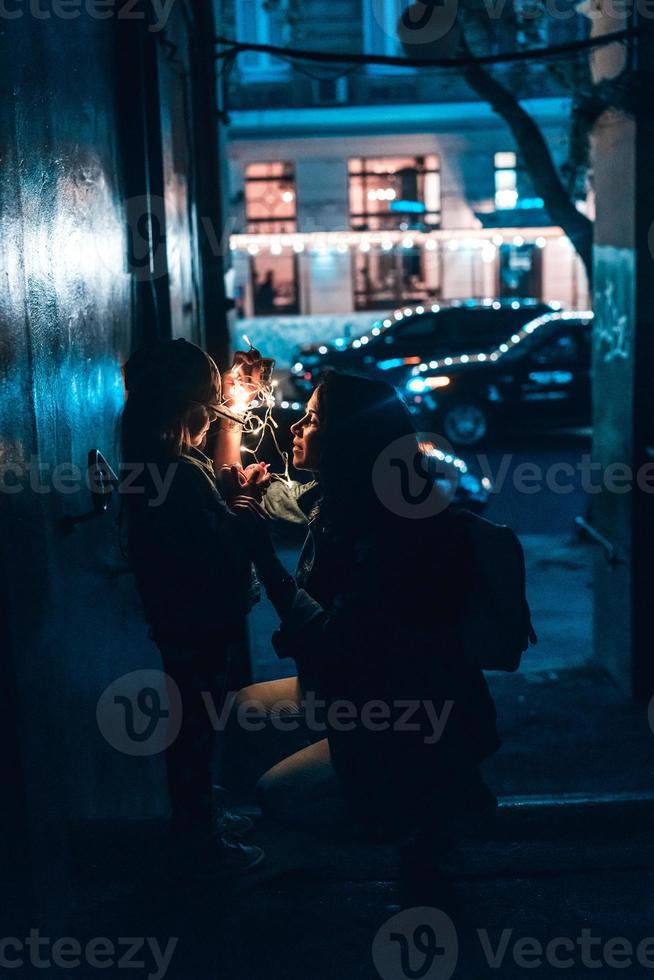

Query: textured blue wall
0 14 170 864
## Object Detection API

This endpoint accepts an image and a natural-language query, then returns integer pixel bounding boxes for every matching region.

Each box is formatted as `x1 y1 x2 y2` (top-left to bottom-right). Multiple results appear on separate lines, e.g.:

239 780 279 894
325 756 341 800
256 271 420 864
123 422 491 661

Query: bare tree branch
460 38 594 280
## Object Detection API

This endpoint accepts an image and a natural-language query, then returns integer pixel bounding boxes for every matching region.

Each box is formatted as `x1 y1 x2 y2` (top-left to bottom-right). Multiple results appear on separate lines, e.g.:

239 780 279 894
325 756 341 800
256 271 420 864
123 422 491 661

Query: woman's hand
217 462 271 506
241 462 272 497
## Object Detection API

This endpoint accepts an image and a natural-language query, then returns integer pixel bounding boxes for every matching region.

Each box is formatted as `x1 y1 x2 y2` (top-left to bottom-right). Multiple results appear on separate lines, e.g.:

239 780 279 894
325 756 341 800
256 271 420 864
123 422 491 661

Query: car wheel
442 402 489 447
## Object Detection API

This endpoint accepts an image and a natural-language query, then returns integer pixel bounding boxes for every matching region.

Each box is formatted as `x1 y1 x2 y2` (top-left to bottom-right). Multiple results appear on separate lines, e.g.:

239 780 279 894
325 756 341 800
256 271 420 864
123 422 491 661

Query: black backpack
455 509 537 672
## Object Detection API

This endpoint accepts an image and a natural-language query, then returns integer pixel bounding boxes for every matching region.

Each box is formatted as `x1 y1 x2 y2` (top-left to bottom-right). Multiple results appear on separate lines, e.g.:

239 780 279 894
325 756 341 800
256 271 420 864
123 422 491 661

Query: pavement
60 785 654 980
45 528 654 980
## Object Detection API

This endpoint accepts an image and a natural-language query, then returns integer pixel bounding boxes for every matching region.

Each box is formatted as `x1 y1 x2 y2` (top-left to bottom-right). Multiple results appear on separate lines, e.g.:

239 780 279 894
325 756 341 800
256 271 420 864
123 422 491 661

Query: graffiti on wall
593 247 634 365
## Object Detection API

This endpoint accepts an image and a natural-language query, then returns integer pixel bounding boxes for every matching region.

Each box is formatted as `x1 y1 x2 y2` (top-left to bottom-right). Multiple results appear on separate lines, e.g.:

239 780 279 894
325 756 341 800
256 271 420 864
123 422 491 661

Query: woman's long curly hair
313 371 421 530
121 339 221 463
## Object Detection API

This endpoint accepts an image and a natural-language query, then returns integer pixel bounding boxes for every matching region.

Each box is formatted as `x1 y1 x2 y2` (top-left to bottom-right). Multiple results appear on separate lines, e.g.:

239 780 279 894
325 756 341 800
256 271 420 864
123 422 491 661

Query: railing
574 516 623 568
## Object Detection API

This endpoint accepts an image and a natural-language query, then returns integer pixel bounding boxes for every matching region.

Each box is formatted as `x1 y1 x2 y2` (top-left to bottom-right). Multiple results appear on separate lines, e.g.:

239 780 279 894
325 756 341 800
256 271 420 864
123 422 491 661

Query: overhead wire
214 26 636 71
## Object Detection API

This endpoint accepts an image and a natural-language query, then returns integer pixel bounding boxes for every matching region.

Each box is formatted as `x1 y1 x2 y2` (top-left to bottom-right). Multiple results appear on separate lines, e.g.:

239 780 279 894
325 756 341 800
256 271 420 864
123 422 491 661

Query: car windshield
383 305 552 354
500 317 590 361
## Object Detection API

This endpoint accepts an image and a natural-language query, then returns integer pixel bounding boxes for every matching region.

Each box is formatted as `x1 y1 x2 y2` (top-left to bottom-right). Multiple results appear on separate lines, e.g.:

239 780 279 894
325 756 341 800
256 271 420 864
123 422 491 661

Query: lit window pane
348 154 441 231
495 170 517 191
251 255 299 316
245 161 290 179
245 160 297 234
349 180 365 217
495 189 518 209
424 171 441 213
495 151 517 169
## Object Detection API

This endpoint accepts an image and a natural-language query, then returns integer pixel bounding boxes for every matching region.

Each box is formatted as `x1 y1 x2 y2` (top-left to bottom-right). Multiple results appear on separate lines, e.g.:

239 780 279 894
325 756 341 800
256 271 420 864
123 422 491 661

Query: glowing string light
408 311 594 377
217 335 296 485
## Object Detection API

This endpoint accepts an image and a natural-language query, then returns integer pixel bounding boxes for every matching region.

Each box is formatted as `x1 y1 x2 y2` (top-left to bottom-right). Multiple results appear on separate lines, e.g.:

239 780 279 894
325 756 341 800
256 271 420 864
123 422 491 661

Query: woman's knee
256 739 347 827
224 679 304 748
230 677 301 721
256 762 301 822
224 682 275 739
228 683 263 723
255 767 280 815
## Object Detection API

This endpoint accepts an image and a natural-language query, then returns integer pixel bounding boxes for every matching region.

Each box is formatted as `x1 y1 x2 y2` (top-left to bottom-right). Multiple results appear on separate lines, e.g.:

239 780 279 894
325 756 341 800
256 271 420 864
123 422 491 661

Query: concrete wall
0 18 166 838
0 6 226 909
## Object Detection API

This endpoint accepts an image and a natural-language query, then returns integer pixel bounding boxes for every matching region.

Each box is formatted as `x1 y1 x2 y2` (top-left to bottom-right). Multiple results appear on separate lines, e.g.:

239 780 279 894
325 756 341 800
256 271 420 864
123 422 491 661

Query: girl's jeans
160 648 228 837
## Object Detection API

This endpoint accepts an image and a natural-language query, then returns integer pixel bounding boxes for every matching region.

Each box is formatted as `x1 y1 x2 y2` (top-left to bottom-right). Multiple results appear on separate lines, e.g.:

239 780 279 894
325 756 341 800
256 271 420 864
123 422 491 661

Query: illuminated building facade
222 0 590 349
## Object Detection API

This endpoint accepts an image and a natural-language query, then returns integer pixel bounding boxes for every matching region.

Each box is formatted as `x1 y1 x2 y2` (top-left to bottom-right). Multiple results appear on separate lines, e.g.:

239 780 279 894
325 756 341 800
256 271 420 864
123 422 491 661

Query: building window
494 151 519 210
348 154 441 310
348 155 441 231
234 0 290 81
352 244 442 311
494 151 545 212
244 162 298 315
499 243 542 299
245 161 297 234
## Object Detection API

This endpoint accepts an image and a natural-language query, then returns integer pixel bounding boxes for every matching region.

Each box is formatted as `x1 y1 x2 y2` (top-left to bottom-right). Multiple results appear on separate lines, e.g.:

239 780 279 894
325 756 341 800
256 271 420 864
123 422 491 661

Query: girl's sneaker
168 831 265 878
216 808 255 838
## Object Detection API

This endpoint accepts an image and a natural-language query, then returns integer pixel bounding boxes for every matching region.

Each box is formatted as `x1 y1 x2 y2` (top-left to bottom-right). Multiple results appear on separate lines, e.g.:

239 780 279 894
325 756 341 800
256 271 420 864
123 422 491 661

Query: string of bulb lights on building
230 228 573 258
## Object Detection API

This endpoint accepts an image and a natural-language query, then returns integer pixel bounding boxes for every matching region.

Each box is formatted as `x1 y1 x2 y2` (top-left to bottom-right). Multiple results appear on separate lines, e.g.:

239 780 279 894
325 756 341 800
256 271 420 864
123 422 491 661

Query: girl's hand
222 349 263 413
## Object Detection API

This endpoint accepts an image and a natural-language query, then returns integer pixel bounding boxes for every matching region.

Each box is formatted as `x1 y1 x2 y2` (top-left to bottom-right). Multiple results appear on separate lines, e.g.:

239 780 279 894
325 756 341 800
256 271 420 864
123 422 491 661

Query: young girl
120 338 268 874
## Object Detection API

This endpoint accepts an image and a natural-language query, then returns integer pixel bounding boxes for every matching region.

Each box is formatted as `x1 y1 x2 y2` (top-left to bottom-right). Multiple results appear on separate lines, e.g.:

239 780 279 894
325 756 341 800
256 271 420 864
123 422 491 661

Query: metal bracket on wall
61 450 118 533
574 516 625 568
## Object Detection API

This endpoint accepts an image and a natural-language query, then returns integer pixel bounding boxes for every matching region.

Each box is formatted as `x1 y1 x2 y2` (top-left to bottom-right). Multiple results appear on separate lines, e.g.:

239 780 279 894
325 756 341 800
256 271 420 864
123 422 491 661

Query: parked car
403 310 594 446
289 299 557 397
